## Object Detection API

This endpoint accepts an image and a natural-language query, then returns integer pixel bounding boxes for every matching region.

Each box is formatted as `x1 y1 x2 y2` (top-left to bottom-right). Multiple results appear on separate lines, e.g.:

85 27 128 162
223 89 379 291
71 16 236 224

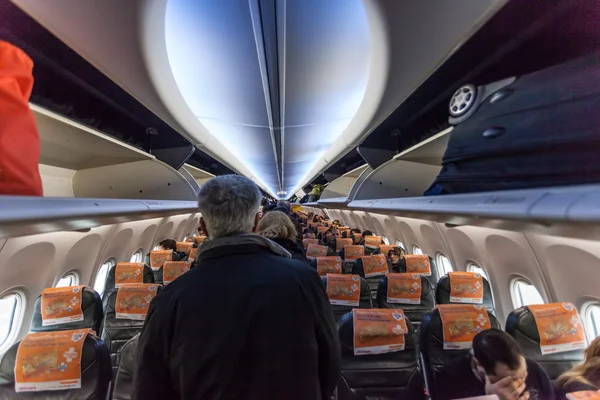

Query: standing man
134 175 340 400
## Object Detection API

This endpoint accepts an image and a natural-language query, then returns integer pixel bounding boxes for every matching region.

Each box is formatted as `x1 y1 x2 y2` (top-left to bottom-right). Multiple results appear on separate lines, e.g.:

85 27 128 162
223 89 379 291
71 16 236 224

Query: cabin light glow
165 0 370 197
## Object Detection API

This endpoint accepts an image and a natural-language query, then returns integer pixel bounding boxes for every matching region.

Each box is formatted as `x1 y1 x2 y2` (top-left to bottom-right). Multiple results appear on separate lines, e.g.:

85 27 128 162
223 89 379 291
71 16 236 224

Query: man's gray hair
197 175 262 238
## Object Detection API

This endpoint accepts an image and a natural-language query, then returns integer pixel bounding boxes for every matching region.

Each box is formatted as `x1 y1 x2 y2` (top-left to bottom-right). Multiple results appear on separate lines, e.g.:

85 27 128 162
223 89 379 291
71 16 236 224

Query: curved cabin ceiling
11 0 507 199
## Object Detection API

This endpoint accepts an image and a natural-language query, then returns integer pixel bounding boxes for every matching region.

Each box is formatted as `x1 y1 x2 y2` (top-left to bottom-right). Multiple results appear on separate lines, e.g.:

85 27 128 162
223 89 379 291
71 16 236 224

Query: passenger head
556 336 600 389
276 201 291 211
387 249 400 264
351 228 361 234
472 329 527 384
256 211 298 241
362 230 373 237
273 206 290 216
197 175 262 239
158 239 177 251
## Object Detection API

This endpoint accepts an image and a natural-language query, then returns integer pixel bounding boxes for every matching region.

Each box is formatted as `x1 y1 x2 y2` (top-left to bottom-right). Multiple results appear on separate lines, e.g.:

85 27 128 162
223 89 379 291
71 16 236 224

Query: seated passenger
387 249 401 272
134 175 340 400
555 336 600 399
257 210 308 263
157 239 177 252
303 228 316 239
408 328 554 400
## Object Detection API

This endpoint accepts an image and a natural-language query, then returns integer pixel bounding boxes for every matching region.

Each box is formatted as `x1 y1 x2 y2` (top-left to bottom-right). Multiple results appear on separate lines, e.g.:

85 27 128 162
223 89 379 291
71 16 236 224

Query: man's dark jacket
133 234 341 400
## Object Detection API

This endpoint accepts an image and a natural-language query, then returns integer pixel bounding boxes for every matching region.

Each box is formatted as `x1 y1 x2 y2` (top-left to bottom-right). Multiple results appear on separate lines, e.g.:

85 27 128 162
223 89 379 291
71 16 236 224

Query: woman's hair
556 336 600 388
257 211 298 241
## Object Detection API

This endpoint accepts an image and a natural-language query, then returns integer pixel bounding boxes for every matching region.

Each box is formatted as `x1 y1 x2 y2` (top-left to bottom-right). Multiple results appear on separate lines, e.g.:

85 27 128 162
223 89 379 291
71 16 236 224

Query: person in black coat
257 210 308 264
134 175 340 400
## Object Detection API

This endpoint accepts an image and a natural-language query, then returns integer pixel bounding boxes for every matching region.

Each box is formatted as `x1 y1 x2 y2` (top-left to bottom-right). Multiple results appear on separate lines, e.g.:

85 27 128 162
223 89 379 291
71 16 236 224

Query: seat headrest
505 304 586 379
105 284 162 323
31 286 103 333
420 307 501 370
399 255 439 284
352 255 391 279
321 275 372 313
435 272 494 313
338 310 417 357
104 263 155 296
0 332 112 398
376 275 435 321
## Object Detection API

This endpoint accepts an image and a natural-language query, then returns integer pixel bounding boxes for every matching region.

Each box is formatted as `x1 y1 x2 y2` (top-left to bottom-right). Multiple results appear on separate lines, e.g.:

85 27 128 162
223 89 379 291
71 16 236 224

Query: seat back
336 310 419 399
101 284 162 377
321 275 372 321
435 272 495 314
377 275 435 329
399 255 439 287
103 262 155 302
353 255 391 300
113 334 139 400
419 306 501 400
505 304 586 381
0 332 112 399
31 286 104 334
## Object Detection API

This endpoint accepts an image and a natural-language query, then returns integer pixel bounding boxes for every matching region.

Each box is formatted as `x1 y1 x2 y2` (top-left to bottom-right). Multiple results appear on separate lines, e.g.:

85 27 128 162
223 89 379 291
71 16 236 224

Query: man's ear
252 213 260 232
200 218 209 237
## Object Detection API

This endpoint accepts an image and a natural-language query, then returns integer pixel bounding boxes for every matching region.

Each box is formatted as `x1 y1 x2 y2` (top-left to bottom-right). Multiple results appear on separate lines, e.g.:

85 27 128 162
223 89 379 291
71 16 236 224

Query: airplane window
583 302 600 340
55 272 78 288
396 240 405 251
0 293 22 350
467 263 488 281
511 279 544 309
382 236 390 245
437 253 454 276
412 245 423 255
93 258 116 297
130 249 144 263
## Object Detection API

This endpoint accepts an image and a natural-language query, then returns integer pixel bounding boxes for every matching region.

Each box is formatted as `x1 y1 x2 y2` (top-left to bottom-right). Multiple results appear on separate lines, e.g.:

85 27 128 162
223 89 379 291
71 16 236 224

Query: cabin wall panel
0 226 113 341
39 164 75 197
525 233 600 311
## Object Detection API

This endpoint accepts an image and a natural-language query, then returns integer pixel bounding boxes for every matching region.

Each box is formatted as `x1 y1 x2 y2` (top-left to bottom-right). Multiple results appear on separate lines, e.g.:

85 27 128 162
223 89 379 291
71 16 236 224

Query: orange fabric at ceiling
0 41 42 196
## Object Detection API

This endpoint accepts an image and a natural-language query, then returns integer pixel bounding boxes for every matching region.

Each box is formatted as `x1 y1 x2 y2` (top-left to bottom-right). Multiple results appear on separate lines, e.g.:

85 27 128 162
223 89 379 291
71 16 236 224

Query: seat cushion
0 334 112 400
376 275 435 325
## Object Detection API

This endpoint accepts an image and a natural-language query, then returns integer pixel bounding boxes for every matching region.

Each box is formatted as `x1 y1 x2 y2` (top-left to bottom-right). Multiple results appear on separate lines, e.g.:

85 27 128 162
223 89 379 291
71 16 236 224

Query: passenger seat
30 286 104 335
376 274 435 331
398 255 439 287
505 304 586 381
435 272 495 314
113 334 139 400
0 286 111 398
336 311 419 399
352 254 391 300
321 275 372 321
103 262 155 304
101 284 162 377
419 306 501 400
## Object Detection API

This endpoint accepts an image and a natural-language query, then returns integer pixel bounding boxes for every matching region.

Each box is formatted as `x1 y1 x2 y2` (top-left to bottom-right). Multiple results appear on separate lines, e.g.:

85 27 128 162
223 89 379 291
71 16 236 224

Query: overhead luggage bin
318 165 372 206
33 104 202 201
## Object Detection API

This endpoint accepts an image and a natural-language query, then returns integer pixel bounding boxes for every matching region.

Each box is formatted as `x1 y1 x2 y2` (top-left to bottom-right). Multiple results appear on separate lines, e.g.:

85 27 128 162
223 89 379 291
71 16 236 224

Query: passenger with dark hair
408 328 554 399
157 239 177 251
134 175 340 400
387 249 401 272
362 230 373 237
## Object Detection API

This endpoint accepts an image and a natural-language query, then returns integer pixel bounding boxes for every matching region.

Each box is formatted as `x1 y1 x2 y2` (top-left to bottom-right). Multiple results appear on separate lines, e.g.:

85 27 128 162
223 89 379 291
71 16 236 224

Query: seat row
0 249 195 399
335 301 587 399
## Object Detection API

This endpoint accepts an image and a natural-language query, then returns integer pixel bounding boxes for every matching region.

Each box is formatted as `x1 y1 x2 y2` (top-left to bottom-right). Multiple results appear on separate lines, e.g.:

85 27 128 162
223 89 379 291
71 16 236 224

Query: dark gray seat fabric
418 308 501 400
336 311 419 399
398 256 439 288
321 276 372 321
30 287 104 335
505 306 585 381
113 334 139 400
339 246 365 275
377 275 435 329
101 286 162 377
0 334 112 400
435 274 495 314
352 257 392 300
